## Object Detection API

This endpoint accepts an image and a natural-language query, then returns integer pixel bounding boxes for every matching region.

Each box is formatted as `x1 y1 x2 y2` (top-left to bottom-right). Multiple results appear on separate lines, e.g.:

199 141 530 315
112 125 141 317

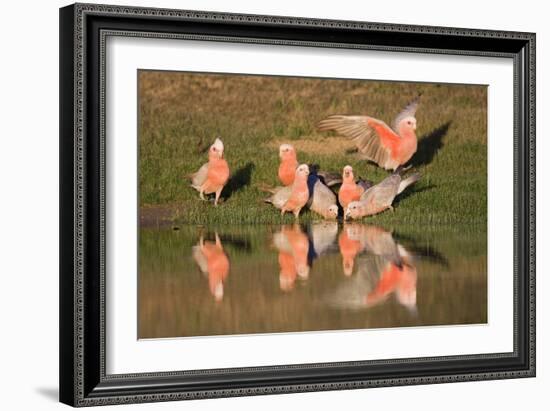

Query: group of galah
189 96 422 219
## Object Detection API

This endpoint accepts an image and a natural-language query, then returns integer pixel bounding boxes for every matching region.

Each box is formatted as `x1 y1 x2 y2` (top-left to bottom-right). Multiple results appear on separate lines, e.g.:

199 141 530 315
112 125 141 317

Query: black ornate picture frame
59 3 535 407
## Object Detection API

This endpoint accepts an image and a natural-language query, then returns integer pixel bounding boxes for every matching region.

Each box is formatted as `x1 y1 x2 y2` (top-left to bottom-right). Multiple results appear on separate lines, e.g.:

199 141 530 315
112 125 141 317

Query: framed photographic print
59 3 536 407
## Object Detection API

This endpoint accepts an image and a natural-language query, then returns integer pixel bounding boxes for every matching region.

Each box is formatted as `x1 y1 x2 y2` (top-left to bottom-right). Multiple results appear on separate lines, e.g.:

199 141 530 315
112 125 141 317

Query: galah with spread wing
338 165 372 209
317 95 421 171
191 233 230 302
189 138 230 206
345 171 421 219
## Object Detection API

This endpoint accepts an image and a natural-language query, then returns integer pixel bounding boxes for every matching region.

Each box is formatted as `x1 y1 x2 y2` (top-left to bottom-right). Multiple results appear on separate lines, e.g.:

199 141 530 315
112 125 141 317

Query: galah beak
345 210 352 220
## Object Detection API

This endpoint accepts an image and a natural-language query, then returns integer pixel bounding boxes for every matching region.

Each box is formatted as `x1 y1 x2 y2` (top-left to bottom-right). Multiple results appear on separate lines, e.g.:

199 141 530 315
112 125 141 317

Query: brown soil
140 204 182 228
266 136 356 156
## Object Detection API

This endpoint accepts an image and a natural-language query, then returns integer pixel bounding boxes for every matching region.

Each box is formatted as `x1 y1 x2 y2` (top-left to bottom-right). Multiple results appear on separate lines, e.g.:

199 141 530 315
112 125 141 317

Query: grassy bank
138 71 487 226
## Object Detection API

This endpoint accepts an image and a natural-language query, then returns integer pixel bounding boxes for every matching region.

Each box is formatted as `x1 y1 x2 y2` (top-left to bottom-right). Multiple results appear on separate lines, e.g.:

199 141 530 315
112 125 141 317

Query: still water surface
139 223 486 339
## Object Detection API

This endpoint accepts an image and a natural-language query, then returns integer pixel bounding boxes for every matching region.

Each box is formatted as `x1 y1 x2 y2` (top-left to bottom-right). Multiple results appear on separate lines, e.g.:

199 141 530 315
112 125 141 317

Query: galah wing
190 162 209 189
360 174 400 204
264 186 292 209
317 115 400 170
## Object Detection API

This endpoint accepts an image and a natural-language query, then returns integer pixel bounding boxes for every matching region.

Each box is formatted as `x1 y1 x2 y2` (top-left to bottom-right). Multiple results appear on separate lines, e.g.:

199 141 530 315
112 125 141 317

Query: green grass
138 71 487 226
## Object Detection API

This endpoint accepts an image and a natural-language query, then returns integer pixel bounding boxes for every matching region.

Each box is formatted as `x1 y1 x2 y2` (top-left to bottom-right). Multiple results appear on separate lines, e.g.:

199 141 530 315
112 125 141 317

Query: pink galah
281 164 310 219
338 165 366 209
317 95 421 171
262 178 339 220
345 172 421 219
189 138 230 206
278 143 299 186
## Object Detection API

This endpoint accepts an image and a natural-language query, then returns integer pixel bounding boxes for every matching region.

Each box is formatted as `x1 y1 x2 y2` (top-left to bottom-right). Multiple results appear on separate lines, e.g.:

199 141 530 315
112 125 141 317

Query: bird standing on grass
338 165 372 209
307 167 339 220
262 168 339 220
317 95 421 171
309 180 339 220
280 164 310 220
277 144 342 187
345 171 421 219
278 144 299 186
189 138 230 206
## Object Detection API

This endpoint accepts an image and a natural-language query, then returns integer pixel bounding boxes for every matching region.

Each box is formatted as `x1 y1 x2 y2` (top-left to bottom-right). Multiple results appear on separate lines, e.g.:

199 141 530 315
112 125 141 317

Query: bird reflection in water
338 224 367 276
362 240 417 312
330 224 418 313
273 222 339 291
191 233 230 302
273 224 310 291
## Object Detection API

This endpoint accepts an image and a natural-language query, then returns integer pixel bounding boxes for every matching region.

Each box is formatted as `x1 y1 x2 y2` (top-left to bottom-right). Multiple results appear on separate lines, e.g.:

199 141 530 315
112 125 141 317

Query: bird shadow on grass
345 121 451 167
222 162 255 201
411 121 452 167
